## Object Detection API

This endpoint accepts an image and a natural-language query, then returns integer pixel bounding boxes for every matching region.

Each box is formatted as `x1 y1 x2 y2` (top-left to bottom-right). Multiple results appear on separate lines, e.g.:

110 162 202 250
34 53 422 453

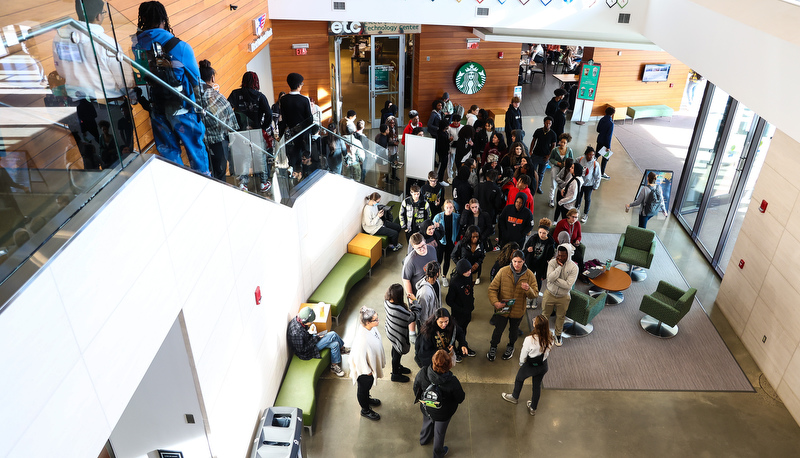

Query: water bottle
605 259 612 271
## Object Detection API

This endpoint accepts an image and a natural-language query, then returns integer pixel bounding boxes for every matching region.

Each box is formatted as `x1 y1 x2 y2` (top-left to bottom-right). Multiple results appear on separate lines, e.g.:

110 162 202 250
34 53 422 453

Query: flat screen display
642 63 671 82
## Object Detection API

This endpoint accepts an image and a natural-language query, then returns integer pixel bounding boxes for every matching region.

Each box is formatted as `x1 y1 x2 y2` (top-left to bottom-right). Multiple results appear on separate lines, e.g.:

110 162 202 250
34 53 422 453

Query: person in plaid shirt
198 60 238 181
287 306 349 376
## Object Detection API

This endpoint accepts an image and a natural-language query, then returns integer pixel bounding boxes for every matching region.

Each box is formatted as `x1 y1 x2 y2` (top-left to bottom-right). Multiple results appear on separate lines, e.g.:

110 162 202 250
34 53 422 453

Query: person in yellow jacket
487 249 539 361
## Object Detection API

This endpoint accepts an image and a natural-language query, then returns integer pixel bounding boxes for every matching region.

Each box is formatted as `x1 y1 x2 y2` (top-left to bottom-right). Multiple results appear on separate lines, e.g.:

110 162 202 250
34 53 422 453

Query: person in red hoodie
402 110 420 145
506 174 534 213
551 208 582 247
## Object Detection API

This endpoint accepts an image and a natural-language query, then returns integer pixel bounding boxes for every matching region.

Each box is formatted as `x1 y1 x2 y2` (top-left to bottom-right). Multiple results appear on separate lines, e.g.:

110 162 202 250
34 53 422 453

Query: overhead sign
328 22 421 35
454 62 486 95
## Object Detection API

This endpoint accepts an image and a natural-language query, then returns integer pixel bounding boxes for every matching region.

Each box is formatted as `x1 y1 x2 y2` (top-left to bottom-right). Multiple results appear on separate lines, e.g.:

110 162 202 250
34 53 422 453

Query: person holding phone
362 192 403 251
487 250 538 361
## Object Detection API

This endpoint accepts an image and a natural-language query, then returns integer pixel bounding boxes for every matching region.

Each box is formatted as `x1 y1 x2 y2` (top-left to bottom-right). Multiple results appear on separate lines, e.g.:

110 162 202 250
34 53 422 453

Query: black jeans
512 360 549 409
596 143 609 175
577 185 594 215
376 221 402 245
437 240 454 276
391 348 403 374
207 140 230 180
490 315 523 348
356 374 375 412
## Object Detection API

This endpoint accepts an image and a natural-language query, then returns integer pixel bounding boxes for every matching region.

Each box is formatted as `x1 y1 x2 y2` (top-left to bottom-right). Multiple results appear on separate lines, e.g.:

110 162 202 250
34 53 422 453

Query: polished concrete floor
302 75 800 457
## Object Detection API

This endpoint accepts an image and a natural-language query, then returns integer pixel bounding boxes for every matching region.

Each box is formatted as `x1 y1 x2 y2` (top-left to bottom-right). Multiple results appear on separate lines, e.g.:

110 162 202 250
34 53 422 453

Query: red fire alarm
498 51 504 59
739 259 745 269
254 286 262 305
759 200 768 213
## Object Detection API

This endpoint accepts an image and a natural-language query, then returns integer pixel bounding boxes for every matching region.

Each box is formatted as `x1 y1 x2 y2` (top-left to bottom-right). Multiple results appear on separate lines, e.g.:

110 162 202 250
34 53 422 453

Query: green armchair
563 289 607 337
615 225 656 281
639 281 697 338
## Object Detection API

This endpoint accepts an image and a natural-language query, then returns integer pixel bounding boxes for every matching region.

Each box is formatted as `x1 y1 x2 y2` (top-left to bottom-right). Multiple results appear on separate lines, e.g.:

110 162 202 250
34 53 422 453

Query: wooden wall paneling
413 25 520 126
269 20 333 124
589 48 690 117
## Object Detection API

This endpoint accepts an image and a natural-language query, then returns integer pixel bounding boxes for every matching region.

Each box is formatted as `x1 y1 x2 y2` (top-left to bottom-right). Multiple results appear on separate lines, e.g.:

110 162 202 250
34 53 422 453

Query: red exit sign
295 48 307 56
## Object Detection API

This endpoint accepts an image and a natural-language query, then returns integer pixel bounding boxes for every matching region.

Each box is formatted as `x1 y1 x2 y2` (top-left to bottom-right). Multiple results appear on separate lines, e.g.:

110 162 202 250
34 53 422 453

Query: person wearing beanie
446 259 478 360
402 110 420 145
279 72 312 178
441 92 454 117
497 193 534 248
524 217 556 300
286 306 349 377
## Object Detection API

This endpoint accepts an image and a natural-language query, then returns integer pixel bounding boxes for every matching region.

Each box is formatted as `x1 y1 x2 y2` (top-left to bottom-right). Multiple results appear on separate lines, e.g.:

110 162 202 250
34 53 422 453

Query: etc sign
329 21 362 35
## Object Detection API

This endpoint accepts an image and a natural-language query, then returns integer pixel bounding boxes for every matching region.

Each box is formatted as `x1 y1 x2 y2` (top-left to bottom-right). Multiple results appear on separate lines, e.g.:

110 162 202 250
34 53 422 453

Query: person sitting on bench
287 306 349 377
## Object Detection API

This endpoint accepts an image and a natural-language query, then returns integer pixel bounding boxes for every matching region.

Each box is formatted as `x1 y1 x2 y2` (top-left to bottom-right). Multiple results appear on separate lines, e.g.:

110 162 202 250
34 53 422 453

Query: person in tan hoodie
487 250 539 361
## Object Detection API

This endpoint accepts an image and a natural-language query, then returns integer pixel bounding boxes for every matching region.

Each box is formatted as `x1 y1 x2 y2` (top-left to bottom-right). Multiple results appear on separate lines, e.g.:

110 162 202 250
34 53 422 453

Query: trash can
250 407 303 458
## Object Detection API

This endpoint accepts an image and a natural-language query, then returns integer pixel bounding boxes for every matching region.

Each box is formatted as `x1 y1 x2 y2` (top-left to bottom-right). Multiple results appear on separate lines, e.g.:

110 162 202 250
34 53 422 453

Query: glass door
369 35 405 128
674 82 773 275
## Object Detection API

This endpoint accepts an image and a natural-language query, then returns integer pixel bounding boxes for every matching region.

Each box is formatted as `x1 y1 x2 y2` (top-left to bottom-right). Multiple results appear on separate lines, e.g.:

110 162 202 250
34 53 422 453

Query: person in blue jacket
432 199 460 286
134 1 209 175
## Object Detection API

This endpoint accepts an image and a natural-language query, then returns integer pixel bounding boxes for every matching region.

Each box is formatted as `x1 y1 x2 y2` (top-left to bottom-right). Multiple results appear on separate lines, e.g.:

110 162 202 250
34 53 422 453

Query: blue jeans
531 155 547 191
316 331 344 364
639 213 654 229
151 109 210 175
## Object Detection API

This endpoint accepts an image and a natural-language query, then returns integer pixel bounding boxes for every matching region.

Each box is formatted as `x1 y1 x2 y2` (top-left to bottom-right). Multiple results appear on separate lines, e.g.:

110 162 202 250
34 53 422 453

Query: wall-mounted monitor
642 63 671 82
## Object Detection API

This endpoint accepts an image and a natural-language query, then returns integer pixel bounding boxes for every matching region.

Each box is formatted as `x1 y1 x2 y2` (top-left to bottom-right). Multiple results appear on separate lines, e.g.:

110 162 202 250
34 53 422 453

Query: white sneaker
238 182 248 191
548 199 555 208
440 181 450 187
331 363 345 377
475 278 481 285
260 181 271 192
581 214 588 223
442 277 449 287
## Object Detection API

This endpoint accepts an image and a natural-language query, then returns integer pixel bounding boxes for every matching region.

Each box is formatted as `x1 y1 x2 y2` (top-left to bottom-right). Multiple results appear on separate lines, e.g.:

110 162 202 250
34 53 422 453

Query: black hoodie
446 259 475 315
498 193 533 246
413 366 466 421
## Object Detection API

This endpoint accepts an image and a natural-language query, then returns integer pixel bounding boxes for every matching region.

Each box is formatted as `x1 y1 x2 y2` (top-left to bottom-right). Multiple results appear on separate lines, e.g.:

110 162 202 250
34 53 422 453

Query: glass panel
697 102 757 253
371 36 400 127
0 1 140 285
718 123 775 272
679 86 732 229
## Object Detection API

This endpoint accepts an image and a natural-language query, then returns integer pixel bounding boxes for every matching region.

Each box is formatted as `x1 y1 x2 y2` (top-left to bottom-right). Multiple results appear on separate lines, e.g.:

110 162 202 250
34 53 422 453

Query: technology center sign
455 62 486 95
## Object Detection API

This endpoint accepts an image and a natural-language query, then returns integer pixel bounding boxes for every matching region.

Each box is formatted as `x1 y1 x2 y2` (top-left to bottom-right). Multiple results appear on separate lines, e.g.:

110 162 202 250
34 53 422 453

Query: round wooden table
588 267 632 305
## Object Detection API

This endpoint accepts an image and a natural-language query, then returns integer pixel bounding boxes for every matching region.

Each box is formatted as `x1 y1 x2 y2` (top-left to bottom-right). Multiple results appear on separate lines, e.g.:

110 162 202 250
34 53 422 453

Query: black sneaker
502 345 514 360
398 365 412 374
361 409 380 421
455 353 463 363
487 347 497 361
555 334 563 347
466 348 476 357
368 397 381 407
391 373 410 383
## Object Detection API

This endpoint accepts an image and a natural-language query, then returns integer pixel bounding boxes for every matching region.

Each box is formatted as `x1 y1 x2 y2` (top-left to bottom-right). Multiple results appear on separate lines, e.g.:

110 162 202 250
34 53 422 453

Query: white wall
109 318 211 458
247 44 275 106
0 157 397 458
267 0 651 47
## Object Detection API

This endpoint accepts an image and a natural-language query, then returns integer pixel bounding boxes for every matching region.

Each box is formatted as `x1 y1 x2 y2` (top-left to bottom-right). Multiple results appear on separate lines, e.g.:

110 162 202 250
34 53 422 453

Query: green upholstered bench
626 105 674 124
308 253 371 325
274 348 331 435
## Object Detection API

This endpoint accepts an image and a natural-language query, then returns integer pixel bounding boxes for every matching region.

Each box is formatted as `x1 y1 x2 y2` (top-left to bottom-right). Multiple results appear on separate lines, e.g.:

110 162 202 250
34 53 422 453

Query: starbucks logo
455 62 487 95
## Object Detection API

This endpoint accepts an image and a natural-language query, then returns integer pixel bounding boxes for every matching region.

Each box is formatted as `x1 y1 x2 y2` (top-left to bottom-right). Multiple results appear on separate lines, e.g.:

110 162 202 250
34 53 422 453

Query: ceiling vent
332 1 346 11
476 7 490 17
618 13 630 24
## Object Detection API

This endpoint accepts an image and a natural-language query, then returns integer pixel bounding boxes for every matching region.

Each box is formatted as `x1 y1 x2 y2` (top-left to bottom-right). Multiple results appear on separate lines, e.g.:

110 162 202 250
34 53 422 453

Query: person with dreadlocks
133 1 209 175
228 71 273 192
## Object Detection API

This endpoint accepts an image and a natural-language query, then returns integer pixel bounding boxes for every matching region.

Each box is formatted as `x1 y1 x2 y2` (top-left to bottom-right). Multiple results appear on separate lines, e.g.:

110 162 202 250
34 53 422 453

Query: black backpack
419 382 443 416
145 37 185 106
644 184 662 216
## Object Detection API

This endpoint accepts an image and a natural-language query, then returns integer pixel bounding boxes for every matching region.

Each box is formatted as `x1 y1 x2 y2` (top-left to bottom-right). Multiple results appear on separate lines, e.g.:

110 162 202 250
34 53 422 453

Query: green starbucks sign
455 62 486 95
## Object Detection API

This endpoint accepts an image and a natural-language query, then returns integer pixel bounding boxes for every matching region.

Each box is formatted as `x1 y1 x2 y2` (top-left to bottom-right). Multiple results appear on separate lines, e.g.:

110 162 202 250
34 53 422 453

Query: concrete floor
302 75 800 457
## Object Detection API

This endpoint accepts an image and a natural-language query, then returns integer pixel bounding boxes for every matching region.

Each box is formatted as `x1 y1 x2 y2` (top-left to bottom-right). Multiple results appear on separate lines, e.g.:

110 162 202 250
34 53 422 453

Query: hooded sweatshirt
416 276 442 324
578 155 602 189
446 259 475 315
134 28 201 105
413 366 466 421
545 243 579 297
498 193 533 245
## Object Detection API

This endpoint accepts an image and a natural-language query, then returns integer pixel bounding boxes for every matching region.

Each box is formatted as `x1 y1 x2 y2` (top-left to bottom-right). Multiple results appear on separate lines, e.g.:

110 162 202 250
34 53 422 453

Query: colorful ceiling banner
606 0 617 6
519 0 531 4
618 0 628 7
541 0 553 5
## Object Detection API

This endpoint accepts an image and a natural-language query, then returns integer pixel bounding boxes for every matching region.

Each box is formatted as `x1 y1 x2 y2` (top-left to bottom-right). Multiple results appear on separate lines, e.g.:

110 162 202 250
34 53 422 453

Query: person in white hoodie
554 162 583 222
350 306 386 421
576 146 602 223
541 244 579 346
